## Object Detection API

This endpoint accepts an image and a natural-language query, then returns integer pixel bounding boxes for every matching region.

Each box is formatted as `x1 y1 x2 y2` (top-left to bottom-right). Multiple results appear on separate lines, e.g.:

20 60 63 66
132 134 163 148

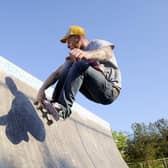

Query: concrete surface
0 56 128 168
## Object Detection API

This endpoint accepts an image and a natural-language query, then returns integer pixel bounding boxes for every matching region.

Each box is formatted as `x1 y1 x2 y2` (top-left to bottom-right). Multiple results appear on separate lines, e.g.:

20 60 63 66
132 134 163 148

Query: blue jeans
52 61 119 118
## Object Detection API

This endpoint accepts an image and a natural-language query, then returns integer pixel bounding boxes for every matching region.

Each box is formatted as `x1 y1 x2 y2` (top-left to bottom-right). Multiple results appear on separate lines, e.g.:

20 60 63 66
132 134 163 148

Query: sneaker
52 102 66 120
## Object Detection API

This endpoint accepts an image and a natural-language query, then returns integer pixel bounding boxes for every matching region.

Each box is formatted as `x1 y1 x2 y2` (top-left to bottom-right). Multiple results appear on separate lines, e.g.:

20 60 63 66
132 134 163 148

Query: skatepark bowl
0 56 128 168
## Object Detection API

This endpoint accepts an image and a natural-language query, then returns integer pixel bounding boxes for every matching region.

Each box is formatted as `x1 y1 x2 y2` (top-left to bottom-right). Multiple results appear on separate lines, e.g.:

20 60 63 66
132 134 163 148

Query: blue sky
0 0 168 133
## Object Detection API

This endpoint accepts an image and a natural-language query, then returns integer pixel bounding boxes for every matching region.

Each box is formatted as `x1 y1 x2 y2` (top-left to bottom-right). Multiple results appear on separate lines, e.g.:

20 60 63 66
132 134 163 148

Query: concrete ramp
0 56 128 168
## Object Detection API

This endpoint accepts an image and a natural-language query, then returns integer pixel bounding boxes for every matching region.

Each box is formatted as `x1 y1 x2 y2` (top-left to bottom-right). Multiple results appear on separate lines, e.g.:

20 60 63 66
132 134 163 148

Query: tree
125 122 157 162
112 131 128 159
125 118 168 163
154 119 168 158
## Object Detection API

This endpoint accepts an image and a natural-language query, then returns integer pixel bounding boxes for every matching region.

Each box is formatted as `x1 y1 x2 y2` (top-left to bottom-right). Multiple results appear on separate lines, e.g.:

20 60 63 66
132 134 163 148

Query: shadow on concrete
0 77 45 144
0 158 17 168
57 158 76 168
42 142 76 168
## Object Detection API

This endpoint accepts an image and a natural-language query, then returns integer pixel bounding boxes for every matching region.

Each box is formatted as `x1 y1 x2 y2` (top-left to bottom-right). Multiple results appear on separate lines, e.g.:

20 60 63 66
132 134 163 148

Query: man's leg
57 61 90 118
52 61 73 101
80 66 116 105
57 61 117 119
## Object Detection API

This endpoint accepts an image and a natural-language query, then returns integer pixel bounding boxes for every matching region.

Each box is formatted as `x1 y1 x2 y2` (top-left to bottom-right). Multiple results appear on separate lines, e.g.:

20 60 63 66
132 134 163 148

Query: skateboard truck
34 99 59 125
40 107 53 125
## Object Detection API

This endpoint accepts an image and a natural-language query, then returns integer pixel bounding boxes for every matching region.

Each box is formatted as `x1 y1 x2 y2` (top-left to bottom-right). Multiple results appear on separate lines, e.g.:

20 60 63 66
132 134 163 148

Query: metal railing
127 158 168 168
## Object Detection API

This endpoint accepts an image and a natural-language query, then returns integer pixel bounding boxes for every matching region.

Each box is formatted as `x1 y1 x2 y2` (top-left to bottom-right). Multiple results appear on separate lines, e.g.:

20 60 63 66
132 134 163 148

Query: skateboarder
35 25 122 120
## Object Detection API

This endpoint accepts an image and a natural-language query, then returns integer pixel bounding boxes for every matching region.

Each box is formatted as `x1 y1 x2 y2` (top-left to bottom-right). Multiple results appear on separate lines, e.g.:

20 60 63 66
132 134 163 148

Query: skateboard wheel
47 120 53 125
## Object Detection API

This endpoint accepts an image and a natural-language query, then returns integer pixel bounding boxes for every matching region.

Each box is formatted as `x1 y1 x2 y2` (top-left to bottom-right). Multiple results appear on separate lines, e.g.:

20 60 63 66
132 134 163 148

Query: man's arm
88 46 113 61
39 64 64 91
69 46 113 61
34 64 64 108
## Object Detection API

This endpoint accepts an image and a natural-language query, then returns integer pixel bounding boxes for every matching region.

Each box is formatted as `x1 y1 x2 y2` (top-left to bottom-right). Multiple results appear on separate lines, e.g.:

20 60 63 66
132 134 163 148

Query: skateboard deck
35 99 59 125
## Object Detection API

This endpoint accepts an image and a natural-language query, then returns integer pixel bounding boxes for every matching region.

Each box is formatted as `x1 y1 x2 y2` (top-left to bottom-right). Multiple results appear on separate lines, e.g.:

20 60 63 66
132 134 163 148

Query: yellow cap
60 25 85 43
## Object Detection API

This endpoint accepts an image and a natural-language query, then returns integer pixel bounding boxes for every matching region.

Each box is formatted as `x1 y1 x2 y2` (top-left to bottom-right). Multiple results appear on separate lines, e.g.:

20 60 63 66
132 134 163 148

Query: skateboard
35 99 59 125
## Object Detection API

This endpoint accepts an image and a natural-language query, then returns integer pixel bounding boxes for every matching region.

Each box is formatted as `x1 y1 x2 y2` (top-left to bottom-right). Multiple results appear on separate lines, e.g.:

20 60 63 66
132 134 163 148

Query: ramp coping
0 56 111 130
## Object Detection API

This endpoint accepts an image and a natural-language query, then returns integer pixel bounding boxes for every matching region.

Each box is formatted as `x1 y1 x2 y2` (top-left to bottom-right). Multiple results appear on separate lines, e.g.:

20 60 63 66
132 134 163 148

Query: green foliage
125 118 168 163
112 131 128 159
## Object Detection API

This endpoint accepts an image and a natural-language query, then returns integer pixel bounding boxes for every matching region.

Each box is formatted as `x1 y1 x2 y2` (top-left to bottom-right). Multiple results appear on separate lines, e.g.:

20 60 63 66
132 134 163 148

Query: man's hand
66 49 90 61
34 89 46 110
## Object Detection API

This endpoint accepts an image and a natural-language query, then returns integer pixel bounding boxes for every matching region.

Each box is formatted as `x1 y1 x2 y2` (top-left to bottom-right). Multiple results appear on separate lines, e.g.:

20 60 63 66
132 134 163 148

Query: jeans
52 60 119 118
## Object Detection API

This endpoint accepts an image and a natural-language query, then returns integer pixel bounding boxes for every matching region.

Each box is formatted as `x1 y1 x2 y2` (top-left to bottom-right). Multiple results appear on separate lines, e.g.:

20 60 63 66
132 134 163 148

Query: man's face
67 35 81 49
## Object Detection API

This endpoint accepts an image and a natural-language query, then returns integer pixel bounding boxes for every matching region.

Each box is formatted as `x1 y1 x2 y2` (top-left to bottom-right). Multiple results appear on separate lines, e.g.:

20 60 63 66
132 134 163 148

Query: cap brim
60 36 68 43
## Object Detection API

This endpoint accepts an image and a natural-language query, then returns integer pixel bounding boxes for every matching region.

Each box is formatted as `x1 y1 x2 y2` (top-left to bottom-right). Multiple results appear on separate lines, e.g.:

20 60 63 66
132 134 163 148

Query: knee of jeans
61 61 74 75
72 61 90 72
64 60 74 68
